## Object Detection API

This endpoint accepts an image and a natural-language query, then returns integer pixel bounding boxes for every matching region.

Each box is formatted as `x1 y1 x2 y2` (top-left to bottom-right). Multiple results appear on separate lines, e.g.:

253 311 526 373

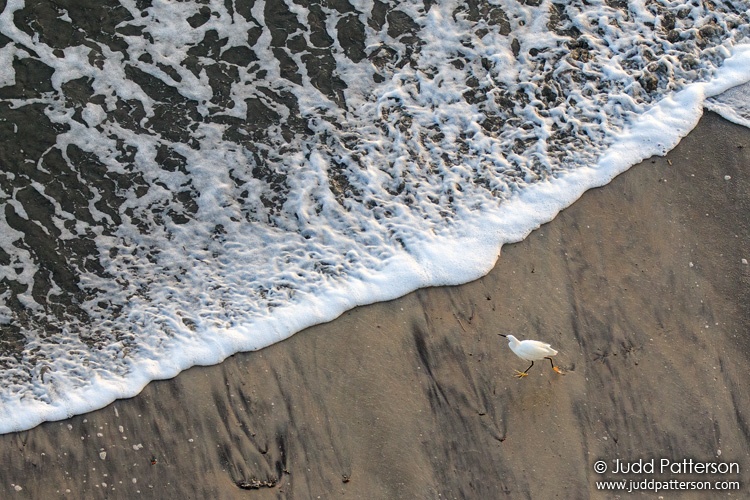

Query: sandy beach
1 111 748 498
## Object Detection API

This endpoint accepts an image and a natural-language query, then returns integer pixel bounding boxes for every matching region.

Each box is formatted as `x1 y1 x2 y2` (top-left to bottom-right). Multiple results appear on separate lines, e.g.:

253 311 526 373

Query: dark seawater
0 0 748 432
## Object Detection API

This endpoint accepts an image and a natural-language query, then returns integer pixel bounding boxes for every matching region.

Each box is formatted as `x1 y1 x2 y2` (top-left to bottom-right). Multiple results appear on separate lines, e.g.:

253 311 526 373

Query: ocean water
0 0 749 434
706 80 750 126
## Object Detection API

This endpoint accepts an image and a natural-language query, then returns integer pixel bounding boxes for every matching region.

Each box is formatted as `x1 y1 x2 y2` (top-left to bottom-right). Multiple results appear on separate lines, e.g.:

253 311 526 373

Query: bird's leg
546 357 564 374
514 361 533 378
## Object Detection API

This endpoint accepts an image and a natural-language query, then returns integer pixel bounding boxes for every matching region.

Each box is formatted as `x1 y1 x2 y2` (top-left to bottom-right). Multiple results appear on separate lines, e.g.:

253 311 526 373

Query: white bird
499 334 564 378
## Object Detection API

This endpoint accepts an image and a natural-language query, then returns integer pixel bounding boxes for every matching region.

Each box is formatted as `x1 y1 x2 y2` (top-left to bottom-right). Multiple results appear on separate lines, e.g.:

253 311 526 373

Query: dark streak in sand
0 113 749 498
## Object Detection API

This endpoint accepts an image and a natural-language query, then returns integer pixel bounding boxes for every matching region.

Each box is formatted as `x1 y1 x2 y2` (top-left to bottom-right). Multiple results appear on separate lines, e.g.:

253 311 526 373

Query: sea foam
706 80 750 127
0 0 749 433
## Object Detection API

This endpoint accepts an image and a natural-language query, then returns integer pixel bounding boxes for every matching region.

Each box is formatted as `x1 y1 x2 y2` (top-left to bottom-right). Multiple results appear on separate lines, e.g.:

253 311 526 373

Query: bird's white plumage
499 334 563 378
504 334 558 361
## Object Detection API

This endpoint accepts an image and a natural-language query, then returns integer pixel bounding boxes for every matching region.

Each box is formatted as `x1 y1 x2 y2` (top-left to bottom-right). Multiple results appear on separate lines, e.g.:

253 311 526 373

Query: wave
0 0 749 433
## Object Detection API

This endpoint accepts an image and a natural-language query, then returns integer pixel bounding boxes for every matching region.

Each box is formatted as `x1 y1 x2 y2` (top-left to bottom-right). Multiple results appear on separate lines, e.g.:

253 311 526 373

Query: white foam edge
704 99 750 129
409 44 750 284
704 85 750 128
3 43 750 435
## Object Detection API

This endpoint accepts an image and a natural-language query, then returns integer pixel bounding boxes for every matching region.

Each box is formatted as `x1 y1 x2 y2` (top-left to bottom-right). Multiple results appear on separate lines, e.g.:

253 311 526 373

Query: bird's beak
498 334 507 337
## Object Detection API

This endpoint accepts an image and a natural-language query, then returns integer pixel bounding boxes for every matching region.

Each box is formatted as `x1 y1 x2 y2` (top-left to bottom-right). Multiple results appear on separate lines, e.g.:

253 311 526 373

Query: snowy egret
499 334 564 378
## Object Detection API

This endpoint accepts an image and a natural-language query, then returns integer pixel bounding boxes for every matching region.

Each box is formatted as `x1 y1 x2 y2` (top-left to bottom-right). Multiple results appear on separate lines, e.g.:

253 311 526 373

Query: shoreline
1 111 749 498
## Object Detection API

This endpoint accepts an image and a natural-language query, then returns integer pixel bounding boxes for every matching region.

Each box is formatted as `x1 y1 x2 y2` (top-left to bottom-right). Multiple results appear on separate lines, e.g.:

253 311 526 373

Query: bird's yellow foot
514 370 529 378
553 366 564 374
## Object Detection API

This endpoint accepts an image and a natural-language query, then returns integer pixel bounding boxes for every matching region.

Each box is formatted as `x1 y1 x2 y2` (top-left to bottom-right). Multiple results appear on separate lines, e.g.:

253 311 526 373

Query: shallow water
706 80 750 126
0 0 749 433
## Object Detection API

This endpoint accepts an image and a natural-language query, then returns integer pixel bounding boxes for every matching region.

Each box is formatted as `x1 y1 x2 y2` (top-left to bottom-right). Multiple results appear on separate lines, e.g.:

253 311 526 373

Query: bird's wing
518 340 557 358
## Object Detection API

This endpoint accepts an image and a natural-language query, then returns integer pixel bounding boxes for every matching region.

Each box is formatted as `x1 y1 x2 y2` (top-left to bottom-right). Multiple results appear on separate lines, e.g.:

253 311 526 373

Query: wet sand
1 111 749 498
